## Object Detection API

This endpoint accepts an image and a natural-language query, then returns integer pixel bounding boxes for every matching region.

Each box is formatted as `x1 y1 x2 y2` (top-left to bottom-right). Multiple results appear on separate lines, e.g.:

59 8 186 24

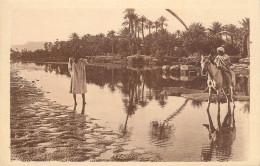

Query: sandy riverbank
10 66 161 162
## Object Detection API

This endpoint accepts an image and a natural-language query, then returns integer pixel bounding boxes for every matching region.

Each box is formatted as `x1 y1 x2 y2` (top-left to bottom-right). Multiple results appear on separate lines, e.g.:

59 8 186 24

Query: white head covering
217 47 225 52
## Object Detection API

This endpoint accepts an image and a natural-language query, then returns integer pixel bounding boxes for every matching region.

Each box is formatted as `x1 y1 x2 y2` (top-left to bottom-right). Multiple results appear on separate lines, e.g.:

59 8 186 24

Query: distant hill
12 41 46 51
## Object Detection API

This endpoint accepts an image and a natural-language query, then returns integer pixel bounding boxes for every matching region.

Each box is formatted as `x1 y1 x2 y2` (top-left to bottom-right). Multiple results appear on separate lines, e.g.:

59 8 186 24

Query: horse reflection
201 102 236 161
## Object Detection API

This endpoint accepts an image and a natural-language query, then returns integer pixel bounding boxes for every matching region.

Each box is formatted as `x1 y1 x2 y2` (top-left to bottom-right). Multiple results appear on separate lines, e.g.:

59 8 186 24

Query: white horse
201 55 236 107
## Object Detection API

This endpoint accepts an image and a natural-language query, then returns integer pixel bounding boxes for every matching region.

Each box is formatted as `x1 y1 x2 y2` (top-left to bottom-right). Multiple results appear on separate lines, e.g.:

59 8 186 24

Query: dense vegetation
11 9 250 62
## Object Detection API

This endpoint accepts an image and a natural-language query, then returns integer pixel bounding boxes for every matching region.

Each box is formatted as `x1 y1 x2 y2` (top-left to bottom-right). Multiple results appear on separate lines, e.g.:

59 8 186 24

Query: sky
10 1 251 45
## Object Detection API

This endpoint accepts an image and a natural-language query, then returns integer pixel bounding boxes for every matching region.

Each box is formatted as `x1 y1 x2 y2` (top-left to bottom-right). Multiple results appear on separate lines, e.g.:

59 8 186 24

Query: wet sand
10 66 162 162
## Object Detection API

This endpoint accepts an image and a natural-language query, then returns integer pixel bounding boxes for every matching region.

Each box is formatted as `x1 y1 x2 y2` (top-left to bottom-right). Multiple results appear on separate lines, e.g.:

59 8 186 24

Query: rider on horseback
214 47 232 88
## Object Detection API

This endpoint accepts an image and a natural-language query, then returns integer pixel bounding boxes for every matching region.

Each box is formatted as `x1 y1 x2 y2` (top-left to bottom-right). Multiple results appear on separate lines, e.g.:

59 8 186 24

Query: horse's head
200 55 211 75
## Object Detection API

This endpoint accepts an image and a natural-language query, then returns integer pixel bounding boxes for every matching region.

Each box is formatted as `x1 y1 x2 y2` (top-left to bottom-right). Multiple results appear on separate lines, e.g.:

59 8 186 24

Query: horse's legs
204 86 209 93
217 101 221 128
222 89 229 103
230 86 235 107
216 89 221 104
232 104 236 127
208 87 212 109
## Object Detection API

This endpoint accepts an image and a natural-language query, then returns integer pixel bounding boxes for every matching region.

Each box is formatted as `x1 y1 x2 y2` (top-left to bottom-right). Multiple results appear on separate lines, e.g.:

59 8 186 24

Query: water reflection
164 99 189 123
119 107 133 138
191 100 203 108
236 76 250 96
42 63 71 77
149 121 173 147
73 103 87 115
201 102 236 161
12 62 250 161
81 104 86 115
32 62 250 118
120 70 140 135
148 99 188 147
36 62 250 98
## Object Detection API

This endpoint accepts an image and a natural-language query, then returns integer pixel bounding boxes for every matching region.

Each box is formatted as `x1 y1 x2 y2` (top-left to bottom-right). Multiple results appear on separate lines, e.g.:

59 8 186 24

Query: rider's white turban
217 47 225 52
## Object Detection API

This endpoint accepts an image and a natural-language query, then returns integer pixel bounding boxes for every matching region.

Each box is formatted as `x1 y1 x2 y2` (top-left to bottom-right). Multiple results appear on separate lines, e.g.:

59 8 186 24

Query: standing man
68 54 88 106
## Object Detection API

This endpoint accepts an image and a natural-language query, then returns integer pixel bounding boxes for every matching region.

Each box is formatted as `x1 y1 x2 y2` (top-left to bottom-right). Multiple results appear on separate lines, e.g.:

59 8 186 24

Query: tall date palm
123 8 136 37
107 30 116 55
157 16 168 30
223 24 237 44
140 15 147 39
145 20 154 35
208 22 223 37
154 21 160 33
239 18 250 57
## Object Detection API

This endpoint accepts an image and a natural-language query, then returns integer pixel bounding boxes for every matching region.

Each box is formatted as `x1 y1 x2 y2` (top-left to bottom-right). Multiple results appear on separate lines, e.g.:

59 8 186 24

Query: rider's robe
214 54 232 88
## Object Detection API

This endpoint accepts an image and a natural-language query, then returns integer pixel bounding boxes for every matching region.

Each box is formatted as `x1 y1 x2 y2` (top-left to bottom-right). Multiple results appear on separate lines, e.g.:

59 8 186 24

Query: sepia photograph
1 0 260 165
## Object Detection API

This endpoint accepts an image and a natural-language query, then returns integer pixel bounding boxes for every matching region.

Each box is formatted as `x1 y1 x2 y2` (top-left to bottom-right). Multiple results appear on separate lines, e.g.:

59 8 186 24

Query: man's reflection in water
201 102 236 161
72 102 86 115
81 104 86 115
73 104 77 112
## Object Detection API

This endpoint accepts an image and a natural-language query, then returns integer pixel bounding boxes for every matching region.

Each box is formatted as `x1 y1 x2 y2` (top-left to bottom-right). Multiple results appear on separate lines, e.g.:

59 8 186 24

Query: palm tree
54 39 60 50
48 42 53 51
239 18 250 57
44 42 49 51
208 22 223 37
223 24 237 44
175 30 181 38
154 21 160 33
107 30 116 55
70 32 80 41
145 20 154 35
69 32 81 56
207 22 224 53
157 16 168 30
136 24 142 39
139 15 147 39
182 22 206 54
233 27 244 52
98 33 105 38
97 33 105 55
123 8 136 37
189 22 206 41
133 14 139 38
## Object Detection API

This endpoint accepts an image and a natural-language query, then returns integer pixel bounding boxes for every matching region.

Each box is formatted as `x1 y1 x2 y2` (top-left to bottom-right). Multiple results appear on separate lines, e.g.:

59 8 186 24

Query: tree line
11 8 250 62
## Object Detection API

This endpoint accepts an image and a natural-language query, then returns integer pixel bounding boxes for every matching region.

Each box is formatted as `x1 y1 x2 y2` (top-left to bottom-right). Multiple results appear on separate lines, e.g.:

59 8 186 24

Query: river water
11 62 250 162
